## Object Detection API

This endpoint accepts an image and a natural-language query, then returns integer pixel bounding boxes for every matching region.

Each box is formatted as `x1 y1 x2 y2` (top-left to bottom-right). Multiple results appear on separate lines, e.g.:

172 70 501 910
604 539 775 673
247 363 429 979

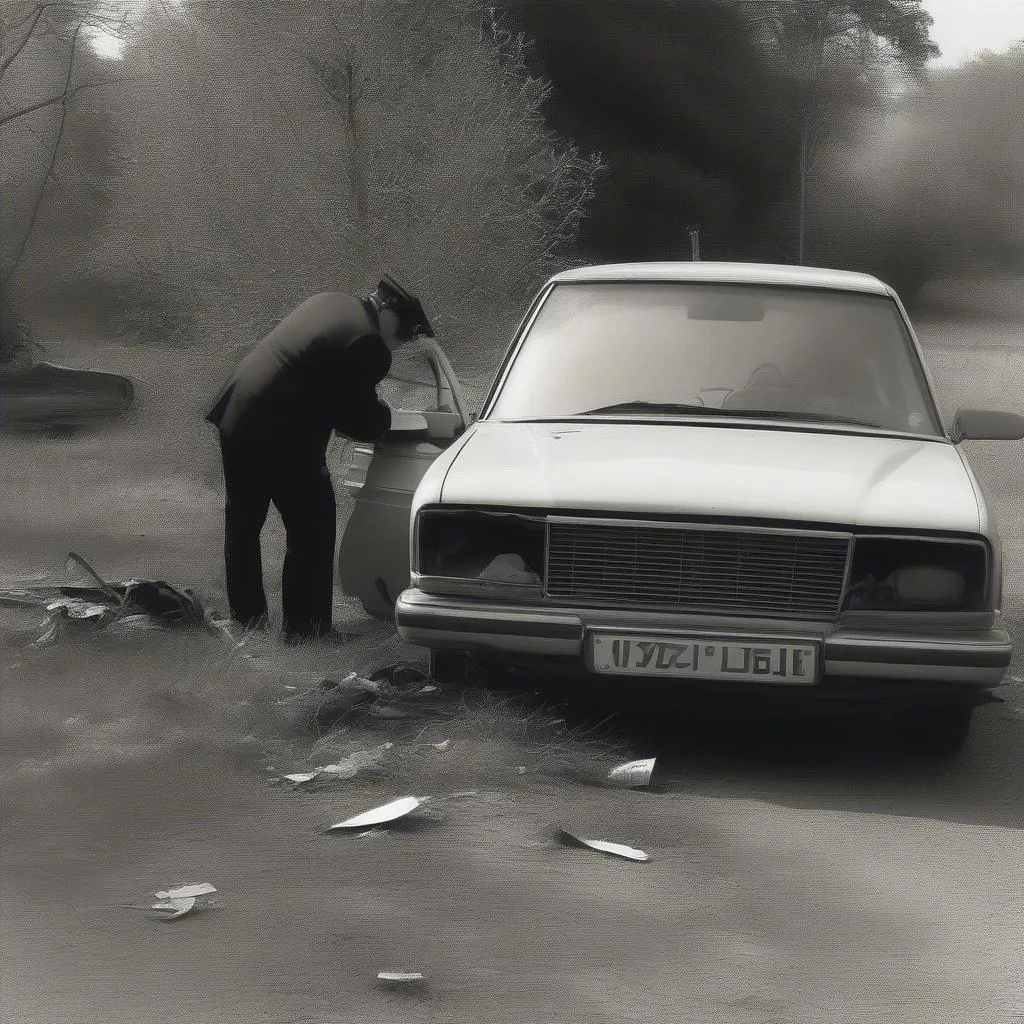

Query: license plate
590 633 820 684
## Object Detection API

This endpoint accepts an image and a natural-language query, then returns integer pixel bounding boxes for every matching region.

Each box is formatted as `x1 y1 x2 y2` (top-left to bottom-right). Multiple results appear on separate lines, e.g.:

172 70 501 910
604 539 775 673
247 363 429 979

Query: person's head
367 274 435 350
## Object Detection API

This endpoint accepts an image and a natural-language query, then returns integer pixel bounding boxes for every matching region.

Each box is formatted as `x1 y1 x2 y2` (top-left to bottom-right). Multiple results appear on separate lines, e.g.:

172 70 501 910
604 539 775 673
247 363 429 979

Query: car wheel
429 649 472 686
893 703 975 758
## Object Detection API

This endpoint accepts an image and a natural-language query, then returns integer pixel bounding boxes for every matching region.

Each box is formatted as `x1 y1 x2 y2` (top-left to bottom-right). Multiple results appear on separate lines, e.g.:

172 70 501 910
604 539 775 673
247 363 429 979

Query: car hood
438 421 981 532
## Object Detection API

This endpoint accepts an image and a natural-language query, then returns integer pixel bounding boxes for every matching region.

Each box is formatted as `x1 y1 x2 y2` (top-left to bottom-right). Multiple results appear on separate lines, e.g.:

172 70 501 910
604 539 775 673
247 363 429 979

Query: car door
336 337 473 617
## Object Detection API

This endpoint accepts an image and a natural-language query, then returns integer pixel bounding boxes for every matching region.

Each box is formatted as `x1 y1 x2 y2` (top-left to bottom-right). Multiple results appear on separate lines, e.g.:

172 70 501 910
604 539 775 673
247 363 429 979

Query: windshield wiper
579 401 735 416
738 409 884 428
577 401 883 429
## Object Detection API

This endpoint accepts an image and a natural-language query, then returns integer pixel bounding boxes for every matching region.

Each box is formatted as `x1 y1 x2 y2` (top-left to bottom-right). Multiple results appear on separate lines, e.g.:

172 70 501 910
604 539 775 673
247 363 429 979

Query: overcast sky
85 3 1024 70
927 0 1024 66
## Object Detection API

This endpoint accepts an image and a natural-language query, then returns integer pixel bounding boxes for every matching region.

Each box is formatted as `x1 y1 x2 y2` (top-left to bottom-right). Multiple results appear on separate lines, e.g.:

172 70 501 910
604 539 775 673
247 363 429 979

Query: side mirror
384 411 429 442
953 407 1024 442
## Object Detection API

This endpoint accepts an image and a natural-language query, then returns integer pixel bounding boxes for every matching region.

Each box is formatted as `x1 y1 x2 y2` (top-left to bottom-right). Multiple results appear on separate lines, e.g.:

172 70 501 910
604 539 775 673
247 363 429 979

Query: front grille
545 520 850 619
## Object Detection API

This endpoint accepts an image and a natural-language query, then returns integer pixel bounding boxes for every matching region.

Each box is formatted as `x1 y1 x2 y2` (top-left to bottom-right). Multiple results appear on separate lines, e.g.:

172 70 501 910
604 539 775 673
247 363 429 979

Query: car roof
548 261 892 296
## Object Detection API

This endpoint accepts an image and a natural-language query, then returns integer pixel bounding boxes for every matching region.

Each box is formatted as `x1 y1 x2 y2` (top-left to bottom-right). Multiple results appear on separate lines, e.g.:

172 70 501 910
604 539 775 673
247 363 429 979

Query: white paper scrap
150 896 197 919
155 882 217 900
326 796 421 831
607 757 656 788
559 829 649 862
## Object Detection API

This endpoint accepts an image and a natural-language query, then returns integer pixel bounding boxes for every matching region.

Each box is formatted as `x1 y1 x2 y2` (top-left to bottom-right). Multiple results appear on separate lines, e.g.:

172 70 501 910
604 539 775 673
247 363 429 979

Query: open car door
336 337 473 618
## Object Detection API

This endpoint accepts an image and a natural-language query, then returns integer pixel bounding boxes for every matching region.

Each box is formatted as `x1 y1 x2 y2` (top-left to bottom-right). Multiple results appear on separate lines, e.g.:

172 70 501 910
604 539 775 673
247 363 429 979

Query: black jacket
206 293 392 458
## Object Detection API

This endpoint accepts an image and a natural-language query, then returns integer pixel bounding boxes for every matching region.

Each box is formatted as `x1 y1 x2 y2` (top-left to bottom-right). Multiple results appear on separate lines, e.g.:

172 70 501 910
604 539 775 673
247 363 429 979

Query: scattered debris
431 739 451 751
125 882 218 920
607 757 657 788
367 704 413 719
558 829 650 862
369 661 430 689
282 742 394 786
152 897 197 919
418 685 438 694
516 766 527 775
325 796 424 832
377 971 426 988
2 551 210 647
155 882 217 900
275 675 382 733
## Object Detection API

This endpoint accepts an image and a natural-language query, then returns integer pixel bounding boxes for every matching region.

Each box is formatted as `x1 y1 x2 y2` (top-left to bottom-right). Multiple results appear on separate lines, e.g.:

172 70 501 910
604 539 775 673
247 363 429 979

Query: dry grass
1 605 631 813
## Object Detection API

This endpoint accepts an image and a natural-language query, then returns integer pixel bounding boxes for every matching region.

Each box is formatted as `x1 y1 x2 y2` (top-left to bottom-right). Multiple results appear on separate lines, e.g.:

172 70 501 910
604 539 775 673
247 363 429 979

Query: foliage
507 0 938 265
2 0 601 355
746 0 938 260
0 1 131 319
812 44 1024 296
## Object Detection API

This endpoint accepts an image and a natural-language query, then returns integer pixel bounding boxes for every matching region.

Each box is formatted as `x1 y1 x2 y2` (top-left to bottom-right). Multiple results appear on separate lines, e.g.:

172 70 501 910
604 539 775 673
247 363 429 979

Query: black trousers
219 437 336 639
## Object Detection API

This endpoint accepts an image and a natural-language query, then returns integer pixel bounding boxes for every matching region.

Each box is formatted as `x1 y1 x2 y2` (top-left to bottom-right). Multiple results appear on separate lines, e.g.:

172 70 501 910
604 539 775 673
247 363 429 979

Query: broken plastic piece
150 896 197 919
45 597 109 619
326 796 422 831
377 971 426 986
607 757 656 788
155 882 217 900
284 772 320 784
477 552 540 585
126 882 217 920
558 829 649 862
65 551 123 605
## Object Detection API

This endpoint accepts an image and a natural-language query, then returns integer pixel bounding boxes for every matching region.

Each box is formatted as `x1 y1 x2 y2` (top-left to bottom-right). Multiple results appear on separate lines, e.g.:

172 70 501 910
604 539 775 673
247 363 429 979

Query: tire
429 649 472 686
893 703 975 758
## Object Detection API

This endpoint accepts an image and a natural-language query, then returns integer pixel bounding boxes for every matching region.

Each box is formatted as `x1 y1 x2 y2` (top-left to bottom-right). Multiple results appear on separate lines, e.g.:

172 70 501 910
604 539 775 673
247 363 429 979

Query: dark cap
372 274 435 338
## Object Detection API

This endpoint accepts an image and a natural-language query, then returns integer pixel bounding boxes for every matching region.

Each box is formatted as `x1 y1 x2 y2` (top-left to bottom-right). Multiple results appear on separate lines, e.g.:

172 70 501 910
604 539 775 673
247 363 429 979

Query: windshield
487 282 943 436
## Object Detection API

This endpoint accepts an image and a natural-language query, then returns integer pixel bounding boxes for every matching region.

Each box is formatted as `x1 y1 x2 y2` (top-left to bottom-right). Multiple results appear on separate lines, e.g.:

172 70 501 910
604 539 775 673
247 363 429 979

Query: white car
339 262 1023 753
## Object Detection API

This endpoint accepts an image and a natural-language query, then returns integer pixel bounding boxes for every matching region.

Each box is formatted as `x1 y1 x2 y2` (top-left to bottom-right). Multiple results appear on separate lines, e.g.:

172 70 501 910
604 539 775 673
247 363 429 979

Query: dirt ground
2 318 1024 1024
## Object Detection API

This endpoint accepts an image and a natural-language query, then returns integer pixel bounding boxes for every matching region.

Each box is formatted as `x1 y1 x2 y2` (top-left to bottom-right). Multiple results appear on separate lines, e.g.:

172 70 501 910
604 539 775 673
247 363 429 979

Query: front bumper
395 588 1012 689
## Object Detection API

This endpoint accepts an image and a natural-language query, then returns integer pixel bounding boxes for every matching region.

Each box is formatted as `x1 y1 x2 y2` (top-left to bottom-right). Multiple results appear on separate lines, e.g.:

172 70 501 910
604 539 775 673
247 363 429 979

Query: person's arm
335 390 392 442
322 331 393 442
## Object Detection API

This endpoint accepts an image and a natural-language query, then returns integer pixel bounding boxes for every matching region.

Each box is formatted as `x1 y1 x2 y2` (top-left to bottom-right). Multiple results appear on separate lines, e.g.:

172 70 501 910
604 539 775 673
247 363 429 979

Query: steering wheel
745 362 784 388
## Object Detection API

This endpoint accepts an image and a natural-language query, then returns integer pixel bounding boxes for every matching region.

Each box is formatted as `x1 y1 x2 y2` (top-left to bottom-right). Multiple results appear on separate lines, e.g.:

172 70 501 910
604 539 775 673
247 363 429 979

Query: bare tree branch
0 77 128 129
2 14 84 291
0 0 53 80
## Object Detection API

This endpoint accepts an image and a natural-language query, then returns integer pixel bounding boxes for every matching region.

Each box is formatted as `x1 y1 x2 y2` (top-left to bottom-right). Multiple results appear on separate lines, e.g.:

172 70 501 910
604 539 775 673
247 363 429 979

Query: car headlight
413 508 545 599
890 566 965 605
843 536 989 611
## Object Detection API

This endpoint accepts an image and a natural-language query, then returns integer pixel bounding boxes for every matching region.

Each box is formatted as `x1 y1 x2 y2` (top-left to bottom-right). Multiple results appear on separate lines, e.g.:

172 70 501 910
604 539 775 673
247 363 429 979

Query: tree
107 0 602 366
747 0 937 263
0 1 131 348
504 0 799 263
812 44 1024 298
